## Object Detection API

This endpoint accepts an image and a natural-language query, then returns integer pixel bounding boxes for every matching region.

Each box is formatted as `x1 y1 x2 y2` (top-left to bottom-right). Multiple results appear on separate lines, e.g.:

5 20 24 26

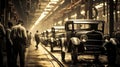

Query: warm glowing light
58 21 62 25
95 3 103 9
97 16 99 19
117 11 120 14
60 0 64 4
30 25 35 31
47 4 54 8
50 0 59 1
30 0 64 31
71 13 77 19
81 10 85 15
44 8 52 11
64 17 68 21
95 3 106 9
53 6 59 11
49 1 57 4
47 29 51 32
54 23 56 25
43 11 49 14
34 13 46 25
53 26 65 29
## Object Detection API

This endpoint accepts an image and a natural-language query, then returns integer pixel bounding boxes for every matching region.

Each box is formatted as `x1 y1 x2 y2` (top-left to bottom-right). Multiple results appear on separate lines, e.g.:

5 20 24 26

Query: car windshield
73 22 103 31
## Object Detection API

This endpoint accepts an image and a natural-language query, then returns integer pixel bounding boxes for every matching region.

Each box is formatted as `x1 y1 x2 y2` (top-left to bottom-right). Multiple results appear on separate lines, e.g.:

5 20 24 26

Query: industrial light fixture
44 8 52 11
95 3 107 9
117 11 120 14
50 0 59 1
60 0 64 4
58 20 62 25
30 0 64 31
53 26 65 29
80 10 85 15
49 1 58 4
43 12 49 15
71 13 77 19
47 29 51 32
64 17 68 21
53 6 59 11
46 4 54 8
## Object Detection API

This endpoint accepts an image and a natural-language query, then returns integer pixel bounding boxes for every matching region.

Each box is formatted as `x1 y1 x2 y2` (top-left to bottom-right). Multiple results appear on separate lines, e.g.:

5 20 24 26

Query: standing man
6 21 13 67
10 20 27 67
29 32 32 45
115 29 120 67
0 18 5 67
26 30 32 48
34 30 40 50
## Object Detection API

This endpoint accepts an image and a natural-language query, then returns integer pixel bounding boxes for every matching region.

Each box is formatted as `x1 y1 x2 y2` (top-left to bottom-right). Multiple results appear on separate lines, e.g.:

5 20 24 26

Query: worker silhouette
26 30 32 48
0 18 5 67
34 30 40 50
6 21 14 67
10 20 27 67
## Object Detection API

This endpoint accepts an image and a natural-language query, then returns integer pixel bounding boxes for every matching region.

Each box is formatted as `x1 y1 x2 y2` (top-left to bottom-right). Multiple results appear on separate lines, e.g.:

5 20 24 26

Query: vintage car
39 31 48 45
49 26 65 52
60 19 106 64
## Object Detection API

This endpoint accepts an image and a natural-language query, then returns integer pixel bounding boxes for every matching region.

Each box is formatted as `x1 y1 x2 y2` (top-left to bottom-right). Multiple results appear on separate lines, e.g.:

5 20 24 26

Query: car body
61 19 106 64
49 26 65 52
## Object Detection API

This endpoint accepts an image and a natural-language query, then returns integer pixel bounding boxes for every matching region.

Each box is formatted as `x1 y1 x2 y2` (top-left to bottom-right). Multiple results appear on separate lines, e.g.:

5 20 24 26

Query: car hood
75 31 91 35
75 30 103 37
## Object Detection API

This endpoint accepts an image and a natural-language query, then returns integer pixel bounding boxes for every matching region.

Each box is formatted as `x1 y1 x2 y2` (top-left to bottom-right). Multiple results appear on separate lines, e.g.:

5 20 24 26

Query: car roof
67 19 104 24
52 26 65 29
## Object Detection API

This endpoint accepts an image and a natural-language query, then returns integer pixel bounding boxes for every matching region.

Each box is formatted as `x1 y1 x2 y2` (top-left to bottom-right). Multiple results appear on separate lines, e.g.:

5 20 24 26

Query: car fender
110 38 117 45
70 37 81 45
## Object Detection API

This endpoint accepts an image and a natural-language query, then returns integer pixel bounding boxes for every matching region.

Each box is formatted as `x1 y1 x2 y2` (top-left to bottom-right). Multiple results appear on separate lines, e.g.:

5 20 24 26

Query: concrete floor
44 45 108 67
25 41 60 67
3 40 111 67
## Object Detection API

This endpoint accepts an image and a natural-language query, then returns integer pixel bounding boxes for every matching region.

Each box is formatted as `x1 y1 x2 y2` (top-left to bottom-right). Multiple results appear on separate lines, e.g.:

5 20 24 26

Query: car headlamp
80 35 88 42
56 38 59 41
51 37 54 42
70 37 80 45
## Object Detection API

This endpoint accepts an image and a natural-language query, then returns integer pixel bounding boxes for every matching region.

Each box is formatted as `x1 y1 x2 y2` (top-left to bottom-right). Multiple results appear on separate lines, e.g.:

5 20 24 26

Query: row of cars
39 19 120 64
